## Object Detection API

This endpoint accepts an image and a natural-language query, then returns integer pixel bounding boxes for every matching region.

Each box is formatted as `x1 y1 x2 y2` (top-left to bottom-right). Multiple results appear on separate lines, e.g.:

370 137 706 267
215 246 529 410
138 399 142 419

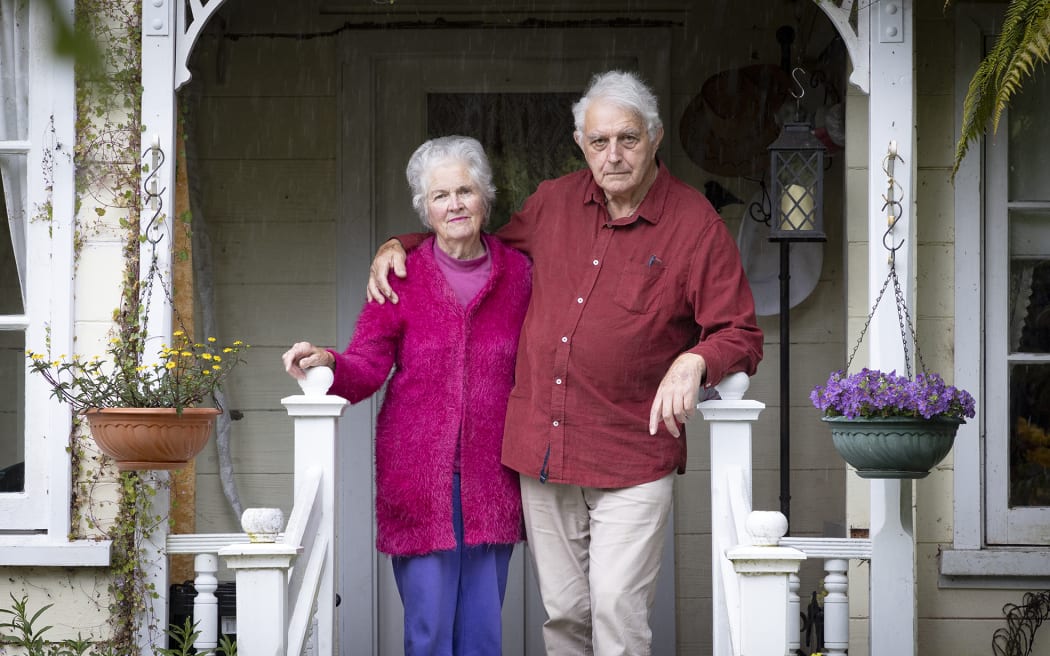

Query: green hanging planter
821 416 964 479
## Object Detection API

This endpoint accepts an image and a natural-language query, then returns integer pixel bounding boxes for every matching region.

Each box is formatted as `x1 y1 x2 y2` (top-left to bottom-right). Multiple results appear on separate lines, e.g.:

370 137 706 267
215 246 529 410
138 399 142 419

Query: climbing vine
67 0 160 652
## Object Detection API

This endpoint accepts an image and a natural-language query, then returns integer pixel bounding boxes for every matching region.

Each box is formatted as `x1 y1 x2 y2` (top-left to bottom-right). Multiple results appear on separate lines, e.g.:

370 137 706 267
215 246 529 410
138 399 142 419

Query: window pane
1010 363 1050 507
0 177 24 314
1008 66 1050 201
0 163 25 492
0 330 25 493
1009 219 1050 354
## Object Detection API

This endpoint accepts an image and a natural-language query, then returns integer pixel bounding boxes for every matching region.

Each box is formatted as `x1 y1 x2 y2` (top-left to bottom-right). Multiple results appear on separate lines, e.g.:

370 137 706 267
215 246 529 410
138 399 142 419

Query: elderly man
368 70 763 655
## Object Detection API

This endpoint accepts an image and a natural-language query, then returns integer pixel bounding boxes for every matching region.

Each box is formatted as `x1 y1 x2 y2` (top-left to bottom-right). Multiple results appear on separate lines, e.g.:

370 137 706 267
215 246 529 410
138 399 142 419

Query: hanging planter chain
140 142 193 338
843 143 926 378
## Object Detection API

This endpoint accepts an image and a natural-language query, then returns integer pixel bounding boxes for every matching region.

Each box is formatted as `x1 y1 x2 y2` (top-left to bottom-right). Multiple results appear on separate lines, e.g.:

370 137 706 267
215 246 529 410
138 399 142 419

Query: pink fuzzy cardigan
327 234 531 556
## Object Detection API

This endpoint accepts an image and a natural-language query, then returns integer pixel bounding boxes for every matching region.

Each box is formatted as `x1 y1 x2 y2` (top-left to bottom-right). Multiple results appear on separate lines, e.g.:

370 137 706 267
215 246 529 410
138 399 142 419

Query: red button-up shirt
402 164 763 488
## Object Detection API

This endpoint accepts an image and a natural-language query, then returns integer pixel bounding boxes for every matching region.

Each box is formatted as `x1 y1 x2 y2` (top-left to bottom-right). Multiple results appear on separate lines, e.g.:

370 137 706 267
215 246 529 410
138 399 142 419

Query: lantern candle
780 184 815 231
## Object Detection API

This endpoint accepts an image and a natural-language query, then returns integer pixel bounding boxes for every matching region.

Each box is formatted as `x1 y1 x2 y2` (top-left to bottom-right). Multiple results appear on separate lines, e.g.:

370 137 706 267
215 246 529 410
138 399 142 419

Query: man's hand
649 353 707 437
282 341 334 380
366 239 408 304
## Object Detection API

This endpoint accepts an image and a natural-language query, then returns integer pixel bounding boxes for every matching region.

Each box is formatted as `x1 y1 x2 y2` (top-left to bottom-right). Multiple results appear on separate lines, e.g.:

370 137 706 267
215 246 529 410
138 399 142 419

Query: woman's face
425 162 486 256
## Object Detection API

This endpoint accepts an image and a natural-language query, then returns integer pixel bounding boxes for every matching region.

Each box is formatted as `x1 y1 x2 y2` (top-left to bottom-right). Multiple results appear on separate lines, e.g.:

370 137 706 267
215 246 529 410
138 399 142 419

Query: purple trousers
391 473 514 656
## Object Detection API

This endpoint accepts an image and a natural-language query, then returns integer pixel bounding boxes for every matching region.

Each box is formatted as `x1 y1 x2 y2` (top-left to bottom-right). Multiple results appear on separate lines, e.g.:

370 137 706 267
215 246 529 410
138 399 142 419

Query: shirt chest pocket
613 261 667 314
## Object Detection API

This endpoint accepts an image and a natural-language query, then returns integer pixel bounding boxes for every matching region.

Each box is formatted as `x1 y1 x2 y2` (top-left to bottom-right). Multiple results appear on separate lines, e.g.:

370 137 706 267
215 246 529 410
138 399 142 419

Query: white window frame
942 4 1050 587
0 0 109 565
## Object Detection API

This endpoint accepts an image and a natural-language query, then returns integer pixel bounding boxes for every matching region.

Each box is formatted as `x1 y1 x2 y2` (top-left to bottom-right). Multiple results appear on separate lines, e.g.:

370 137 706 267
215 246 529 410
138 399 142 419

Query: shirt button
592 259 599 266
555 378 562 385
561 336 568 343
577 297 583 304
552 420 559 427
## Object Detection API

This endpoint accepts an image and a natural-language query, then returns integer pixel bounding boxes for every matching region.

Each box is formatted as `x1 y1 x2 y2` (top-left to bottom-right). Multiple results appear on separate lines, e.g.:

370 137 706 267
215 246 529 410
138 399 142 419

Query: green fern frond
951 0 1050 178
991 1 1050 129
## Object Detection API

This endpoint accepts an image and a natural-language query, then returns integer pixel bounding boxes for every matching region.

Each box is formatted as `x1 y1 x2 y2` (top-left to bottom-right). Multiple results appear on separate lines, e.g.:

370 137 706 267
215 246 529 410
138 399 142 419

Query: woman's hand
282 341 334 380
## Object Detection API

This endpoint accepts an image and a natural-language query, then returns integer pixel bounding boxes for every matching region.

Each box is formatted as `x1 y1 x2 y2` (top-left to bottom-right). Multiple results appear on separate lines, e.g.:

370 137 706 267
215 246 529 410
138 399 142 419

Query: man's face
576 100 664 200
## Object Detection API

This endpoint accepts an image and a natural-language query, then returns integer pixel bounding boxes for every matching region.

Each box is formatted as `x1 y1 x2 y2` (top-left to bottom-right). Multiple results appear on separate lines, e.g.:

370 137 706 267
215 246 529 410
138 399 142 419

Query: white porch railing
169 369 875 654
703 373 872 656
165 367 345 655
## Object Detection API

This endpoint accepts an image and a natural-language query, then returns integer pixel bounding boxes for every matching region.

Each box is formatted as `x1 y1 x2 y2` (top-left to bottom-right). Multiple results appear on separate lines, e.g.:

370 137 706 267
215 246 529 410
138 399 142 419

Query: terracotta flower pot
83 407 221 471
821 415 963 479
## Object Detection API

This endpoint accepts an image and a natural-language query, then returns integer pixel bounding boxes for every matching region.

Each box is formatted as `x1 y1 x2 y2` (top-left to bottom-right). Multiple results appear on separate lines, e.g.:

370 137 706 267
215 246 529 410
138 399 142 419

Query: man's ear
573 131 583 149
652 126 665 151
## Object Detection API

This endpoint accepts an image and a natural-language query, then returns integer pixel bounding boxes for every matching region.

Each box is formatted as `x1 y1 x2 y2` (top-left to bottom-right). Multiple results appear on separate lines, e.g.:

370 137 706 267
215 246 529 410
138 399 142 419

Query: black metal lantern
768 122 826 242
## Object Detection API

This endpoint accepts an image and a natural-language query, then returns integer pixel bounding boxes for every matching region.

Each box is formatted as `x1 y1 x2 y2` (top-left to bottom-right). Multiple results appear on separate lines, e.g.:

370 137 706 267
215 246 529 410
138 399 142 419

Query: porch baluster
822 558 849 656
779 537 871 655
192 553 219 651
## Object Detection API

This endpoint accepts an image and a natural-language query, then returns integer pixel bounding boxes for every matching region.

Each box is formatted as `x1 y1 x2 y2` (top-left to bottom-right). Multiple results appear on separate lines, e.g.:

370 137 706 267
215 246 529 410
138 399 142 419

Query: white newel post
221 509 296 655
699 372 764 656
727 512 805 656
285 367 346 653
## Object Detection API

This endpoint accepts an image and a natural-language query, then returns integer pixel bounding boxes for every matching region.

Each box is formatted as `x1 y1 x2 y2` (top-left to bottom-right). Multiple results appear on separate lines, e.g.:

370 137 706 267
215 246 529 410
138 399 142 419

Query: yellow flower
212 364 221 371
173 330 185 337
165 361 177 370
202 353 212 361
181 351 192 357
207 337 216 343
223 347 232 353
213 355 222 362
202 370 211 375
233 340 243 346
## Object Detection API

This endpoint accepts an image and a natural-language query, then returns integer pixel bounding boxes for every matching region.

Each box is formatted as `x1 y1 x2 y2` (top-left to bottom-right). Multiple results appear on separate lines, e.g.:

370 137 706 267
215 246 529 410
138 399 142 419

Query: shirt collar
583 159 670 226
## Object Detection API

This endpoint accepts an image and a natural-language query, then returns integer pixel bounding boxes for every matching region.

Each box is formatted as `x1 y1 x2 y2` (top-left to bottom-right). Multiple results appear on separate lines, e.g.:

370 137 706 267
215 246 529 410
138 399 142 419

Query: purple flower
811 368 976 420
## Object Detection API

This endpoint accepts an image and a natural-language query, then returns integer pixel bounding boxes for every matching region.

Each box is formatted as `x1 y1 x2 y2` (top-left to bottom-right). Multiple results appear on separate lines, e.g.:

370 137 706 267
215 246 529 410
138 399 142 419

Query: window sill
0 537 111 567
940 547 1050 589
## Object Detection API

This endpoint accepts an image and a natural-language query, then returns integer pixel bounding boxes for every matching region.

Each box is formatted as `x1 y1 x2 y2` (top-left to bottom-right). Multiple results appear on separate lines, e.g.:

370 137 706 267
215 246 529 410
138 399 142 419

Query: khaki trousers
520 473 674 656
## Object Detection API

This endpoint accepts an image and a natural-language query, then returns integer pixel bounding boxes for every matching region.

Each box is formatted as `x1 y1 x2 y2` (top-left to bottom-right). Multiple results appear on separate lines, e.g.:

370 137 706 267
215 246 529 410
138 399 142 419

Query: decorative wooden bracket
814 0 870 94
175 0 231 89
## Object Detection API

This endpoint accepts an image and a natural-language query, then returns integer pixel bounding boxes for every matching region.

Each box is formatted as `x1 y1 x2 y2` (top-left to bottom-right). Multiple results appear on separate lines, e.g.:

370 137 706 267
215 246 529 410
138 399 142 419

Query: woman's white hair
572 70 662 140
405 135 497 228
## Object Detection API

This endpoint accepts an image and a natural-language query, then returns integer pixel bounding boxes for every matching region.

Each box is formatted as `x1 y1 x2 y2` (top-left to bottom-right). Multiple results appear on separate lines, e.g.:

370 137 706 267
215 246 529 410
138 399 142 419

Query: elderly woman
282 135 531 655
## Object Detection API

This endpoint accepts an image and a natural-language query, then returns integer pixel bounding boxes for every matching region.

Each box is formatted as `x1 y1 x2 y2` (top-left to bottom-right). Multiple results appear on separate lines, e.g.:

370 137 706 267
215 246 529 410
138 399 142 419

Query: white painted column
867 1 917 654
140 0 176 347
698 373 764 656
139 6 177 648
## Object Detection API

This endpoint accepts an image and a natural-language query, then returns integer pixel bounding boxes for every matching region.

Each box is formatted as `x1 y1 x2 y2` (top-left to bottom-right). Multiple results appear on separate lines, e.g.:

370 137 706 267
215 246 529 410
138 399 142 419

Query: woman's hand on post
366 239 408 305
282 342 334 380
